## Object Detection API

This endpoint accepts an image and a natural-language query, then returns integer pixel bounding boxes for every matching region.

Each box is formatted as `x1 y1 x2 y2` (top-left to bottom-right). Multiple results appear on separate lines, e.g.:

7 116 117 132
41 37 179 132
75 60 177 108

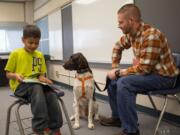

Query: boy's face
22 37 40 53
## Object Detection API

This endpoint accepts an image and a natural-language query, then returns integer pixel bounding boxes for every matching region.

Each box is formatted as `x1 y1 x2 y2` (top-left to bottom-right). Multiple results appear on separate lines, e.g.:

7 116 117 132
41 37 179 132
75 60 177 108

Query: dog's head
63 52 90 71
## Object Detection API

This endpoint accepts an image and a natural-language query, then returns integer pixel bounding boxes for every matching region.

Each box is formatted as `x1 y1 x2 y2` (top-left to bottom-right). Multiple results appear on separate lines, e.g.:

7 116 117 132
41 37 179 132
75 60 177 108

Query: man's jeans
107 74 176 133
15 83 63 133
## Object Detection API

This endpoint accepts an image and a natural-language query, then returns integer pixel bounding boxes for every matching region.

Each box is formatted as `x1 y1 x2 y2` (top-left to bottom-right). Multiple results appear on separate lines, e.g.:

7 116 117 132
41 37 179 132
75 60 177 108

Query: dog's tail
94 77 111 92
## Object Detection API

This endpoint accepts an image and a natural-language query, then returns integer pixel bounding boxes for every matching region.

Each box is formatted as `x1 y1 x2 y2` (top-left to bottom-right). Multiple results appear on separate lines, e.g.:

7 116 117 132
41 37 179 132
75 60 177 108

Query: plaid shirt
112 22 179 77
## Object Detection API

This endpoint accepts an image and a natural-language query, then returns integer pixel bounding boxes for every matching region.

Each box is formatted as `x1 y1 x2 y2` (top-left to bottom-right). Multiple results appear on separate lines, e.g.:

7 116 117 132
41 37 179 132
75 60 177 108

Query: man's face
22 37 40 53
118 12 132 34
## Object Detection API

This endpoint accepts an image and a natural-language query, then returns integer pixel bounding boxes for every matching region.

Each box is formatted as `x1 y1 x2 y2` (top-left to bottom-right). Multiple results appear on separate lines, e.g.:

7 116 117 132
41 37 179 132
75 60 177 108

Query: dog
63 52 103 130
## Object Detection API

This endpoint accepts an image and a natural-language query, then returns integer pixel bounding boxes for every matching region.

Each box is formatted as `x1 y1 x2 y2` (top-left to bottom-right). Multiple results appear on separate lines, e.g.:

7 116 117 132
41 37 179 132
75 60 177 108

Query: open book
22 78 60 91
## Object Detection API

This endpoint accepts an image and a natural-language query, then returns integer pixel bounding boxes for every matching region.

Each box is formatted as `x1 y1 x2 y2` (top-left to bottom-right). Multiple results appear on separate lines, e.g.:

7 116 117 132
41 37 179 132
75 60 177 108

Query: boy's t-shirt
5 48 47 91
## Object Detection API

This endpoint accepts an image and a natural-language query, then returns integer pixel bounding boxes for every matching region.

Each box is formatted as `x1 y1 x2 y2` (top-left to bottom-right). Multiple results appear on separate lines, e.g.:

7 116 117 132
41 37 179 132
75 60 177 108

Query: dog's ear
78 53 90 69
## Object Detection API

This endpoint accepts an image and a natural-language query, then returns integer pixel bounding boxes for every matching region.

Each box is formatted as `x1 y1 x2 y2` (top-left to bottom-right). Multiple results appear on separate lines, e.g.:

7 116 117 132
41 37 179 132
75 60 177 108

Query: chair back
173 53 180 69
172 53 180 89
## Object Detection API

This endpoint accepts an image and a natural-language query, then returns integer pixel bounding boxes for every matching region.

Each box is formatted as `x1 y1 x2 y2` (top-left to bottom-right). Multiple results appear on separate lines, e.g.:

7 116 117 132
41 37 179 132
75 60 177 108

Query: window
0 27 23 53
36 16 49 55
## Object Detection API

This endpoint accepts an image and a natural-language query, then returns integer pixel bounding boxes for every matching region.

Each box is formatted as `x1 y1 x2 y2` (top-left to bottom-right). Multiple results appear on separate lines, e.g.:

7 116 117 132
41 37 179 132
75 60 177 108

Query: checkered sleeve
112 36 131 68
120 29 161 75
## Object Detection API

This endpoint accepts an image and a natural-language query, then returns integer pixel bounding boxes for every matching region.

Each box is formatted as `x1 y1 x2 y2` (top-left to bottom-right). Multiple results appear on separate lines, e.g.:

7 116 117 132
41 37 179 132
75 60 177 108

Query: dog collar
77 68 89 74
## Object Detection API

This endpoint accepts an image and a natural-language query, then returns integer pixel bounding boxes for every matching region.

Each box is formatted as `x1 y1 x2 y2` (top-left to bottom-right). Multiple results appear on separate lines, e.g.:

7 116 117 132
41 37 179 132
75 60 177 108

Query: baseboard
53 80 180 126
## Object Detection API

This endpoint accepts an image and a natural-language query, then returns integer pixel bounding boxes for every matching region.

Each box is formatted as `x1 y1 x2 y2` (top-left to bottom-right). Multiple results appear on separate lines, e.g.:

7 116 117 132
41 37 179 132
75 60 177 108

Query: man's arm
108 36 131 79
112 36 131 68
120 31 161 76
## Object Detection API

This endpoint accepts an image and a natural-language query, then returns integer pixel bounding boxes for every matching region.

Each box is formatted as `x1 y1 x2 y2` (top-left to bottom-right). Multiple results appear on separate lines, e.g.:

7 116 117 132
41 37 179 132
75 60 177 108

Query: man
99 4 179 135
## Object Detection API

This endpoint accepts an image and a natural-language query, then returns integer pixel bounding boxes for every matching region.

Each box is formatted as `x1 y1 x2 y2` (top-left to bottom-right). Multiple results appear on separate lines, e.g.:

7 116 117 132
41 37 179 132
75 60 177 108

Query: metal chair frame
146 90 180 135
143 53 180 135
5 92 75 135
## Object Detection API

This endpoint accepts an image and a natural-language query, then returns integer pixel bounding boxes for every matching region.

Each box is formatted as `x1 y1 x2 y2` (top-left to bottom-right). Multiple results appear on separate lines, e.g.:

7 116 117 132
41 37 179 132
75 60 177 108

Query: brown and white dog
63 52 102 130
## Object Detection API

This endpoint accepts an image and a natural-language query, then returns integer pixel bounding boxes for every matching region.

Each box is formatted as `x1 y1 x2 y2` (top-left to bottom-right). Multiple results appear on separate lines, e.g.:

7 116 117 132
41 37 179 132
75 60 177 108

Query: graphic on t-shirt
32 56 42 72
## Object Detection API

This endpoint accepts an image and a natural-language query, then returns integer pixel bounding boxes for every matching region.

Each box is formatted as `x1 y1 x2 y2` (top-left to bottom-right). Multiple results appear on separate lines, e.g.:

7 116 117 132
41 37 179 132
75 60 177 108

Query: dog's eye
70 56 73 60
70 56 75 62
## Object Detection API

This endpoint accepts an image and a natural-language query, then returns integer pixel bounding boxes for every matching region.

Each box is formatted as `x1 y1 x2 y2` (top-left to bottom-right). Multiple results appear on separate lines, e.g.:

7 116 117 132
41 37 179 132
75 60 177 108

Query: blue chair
142 53 180 135
5 88 75 135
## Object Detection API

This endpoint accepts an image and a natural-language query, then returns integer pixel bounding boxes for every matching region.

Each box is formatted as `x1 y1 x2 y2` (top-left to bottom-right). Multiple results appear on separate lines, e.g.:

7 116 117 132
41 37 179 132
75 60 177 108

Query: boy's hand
38 75 53 84
15 74 24 82
6 72 23 82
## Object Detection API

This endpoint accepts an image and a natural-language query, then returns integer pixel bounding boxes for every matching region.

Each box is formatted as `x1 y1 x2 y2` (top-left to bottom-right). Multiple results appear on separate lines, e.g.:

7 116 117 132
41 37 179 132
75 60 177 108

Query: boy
5 25 63 135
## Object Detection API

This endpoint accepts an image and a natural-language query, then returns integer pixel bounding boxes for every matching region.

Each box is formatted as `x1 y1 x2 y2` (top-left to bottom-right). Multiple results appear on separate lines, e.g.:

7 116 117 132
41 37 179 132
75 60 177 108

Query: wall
25 1 34 24
135 0 180 53
34 0 180 117
33 0 72 21
0 1 33 24
0 2 24 22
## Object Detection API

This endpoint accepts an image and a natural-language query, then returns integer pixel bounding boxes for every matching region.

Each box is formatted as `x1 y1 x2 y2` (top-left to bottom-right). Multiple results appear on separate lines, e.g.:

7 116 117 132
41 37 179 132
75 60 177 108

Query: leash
94 77 111 92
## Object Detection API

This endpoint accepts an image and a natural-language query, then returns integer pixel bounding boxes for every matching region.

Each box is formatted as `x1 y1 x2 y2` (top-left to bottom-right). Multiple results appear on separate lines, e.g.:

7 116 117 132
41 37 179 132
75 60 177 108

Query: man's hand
133 58 140 66
107 69 118 80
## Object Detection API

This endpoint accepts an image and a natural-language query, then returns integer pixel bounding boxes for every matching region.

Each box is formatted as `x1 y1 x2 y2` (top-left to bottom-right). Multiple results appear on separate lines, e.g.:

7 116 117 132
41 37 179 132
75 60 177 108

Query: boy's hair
23 24 41 38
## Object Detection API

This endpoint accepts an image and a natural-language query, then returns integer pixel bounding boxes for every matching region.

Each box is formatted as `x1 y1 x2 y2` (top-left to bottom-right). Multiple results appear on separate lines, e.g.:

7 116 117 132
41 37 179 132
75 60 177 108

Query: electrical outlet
55 71 60 78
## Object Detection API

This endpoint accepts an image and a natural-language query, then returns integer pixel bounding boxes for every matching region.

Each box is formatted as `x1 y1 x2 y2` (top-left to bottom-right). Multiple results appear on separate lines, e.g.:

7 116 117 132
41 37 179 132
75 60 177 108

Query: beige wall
34 0 72 21
25 1 34 24
34 0 49 10
34 0 180 116
0 2 24 22
0 1 33 24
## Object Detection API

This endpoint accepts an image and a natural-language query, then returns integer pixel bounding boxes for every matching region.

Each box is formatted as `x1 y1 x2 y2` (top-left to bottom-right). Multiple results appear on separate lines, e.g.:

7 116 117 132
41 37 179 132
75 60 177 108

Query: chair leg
154 96 168 135
58 98 75 135
173 94 180 104
148 94 157 111
5 100 21 135
15 102 26 135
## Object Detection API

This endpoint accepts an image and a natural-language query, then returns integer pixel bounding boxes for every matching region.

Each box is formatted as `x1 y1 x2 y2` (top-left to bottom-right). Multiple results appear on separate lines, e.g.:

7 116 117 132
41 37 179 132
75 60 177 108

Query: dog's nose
62 64 66 68
62 62 68 69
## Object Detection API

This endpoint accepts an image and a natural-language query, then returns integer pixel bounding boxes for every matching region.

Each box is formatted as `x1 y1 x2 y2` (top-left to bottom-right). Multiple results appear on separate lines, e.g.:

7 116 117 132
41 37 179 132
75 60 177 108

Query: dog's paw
70 115 75 121
73 123 80 129
94 114 99 121
88 123 95 130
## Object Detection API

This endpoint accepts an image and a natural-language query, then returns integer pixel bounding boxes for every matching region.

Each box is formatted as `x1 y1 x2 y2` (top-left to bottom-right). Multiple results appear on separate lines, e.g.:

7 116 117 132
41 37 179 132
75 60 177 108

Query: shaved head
118 4 141 22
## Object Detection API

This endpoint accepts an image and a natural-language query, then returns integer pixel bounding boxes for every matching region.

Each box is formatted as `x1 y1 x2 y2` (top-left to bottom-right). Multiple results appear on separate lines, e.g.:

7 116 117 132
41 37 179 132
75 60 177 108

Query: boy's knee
32 84 43 90
31 84 44 96
46 91 58 100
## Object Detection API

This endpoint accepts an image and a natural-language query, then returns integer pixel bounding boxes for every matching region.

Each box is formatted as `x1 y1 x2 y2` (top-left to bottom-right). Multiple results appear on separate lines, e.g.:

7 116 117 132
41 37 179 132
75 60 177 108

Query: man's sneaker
99 115 121 127
113 130 140 135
